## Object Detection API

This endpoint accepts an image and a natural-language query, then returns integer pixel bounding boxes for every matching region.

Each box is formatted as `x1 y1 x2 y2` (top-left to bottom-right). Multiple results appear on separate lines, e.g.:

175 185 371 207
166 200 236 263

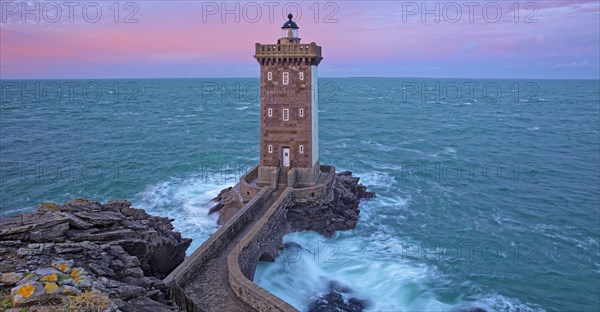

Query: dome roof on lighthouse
281 14 299 29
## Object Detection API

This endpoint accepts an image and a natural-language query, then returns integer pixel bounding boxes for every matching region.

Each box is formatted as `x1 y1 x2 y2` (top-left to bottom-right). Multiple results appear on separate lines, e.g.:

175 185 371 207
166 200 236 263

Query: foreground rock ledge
0 198 191 311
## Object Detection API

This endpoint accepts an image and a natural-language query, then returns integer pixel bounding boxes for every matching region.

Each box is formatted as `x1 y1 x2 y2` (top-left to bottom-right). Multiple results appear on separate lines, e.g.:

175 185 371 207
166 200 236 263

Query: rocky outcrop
208 186 243 225
307 281 370 312
207 171 374 238
208 171 374 238
288 171 375 237
0 198 192 311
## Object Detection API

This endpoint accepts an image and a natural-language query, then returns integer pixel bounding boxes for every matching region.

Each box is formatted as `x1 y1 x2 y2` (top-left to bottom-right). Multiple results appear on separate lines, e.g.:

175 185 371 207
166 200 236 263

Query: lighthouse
255 14 323 187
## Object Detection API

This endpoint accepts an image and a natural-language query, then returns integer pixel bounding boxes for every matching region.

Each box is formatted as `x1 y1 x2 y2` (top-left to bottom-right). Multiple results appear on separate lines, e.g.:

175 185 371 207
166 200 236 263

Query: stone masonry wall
260 60 315 168
163 187 273 311
227 188 297 312
240 165 262 200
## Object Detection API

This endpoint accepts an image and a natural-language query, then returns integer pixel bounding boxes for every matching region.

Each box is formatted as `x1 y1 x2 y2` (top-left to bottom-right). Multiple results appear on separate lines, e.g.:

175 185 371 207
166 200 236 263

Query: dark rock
122 276 156 288
88 262 116 277
0 198 191 311
208 202 224 214
120 267 144 278
73 210 123 226
287 171 374 237
79 229 137 241
121 206 151 219
64 198 103 210
116 297 176 312
208 186 244 225
104 200 133 212
363 191 375 199
58 211 94 229
53 243 84 254
307 281 370 312
29 221 69 242
113 283 146 299
65 227 100 240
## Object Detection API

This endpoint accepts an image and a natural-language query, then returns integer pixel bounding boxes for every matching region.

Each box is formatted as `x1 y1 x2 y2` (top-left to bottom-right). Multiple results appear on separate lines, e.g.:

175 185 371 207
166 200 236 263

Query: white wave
360 140 395 152
397 147 425 155
236 106 248 110
353 170 396 192
255 231 453 312
431 147 457 158
112 112 140 116
476 293 546 312
255 227 546 312
527 127 540 131
134 174 234 254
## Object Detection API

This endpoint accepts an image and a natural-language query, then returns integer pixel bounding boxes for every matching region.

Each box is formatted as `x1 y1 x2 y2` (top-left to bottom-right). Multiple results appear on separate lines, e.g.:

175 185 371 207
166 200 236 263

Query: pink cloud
1 0 598 78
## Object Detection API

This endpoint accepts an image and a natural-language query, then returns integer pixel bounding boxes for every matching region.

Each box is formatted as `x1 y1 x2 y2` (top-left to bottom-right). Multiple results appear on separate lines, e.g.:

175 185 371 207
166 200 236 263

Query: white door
282 148 290 167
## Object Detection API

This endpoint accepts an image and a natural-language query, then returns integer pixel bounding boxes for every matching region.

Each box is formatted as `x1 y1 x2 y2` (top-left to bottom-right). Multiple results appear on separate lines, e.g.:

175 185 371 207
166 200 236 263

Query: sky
0 0 599 79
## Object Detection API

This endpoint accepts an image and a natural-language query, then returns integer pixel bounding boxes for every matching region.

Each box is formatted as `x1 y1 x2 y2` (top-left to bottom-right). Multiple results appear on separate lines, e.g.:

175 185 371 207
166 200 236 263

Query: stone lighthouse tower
255 14 323 187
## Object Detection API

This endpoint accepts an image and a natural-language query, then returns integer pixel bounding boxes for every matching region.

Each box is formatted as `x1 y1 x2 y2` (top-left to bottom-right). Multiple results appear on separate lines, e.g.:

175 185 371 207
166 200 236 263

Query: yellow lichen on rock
16 284 35 298
40 274 57 282
70 268 80 282
38 202 62 211
12 283 39 306
44 282 60 294
52 260 72 273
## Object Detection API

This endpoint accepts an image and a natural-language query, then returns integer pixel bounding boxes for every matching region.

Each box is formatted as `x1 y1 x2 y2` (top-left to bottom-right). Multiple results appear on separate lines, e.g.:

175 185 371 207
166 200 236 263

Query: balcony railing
255 43 322 58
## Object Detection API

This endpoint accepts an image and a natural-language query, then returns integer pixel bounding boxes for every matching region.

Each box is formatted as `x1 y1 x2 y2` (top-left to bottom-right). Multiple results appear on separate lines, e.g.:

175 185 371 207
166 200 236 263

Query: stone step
277 168 288 187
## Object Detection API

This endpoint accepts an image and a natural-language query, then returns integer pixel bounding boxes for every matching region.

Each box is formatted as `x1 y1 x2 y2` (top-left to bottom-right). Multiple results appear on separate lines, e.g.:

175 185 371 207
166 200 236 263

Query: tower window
283 72 289 85
299 145 304 153
283 109 289 121
268 108 273 117
268 72 272 81
299 108 304 117
299 72 304 80
268 145 273 153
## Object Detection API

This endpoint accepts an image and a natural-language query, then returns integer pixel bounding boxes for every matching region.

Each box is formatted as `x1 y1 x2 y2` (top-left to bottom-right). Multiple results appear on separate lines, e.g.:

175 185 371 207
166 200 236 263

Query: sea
0 78 598 312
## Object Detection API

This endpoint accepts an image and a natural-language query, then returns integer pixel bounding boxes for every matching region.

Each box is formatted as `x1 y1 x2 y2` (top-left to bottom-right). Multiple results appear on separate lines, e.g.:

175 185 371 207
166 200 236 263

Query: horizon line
1 76 599 81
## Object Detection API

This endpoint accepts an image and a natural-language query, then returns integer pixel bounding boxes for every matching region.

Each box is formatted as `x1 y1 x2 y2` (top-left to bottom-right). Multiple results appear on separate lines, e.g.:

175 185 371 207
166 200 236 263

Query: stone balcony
254 43 322 65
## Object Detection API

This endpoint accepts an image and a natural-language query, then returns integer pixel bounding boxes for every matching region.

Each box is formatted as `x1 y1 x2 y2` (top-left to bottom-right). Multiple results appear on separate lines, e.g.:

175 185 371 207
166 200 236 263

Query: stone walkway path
181 186 286 311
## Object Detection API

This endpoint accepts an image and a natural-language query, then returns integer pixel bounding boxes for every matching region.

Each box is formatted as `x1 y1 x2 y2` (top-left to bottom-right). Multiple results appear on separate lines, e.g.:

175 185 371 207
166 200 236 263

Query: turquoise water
1 78 599 311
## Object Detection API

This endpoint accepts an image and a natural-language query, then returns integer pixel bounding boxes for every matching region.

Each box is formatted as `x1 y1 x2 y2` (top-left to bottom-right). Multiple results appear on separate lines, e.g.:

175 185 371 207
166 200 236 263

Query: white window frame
299 108 304 117
268 145 273 153
283 109 289 121
268 72 272 81
268 108 273 117
299 72 304 80
283 72 289 85
299 145 304 153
